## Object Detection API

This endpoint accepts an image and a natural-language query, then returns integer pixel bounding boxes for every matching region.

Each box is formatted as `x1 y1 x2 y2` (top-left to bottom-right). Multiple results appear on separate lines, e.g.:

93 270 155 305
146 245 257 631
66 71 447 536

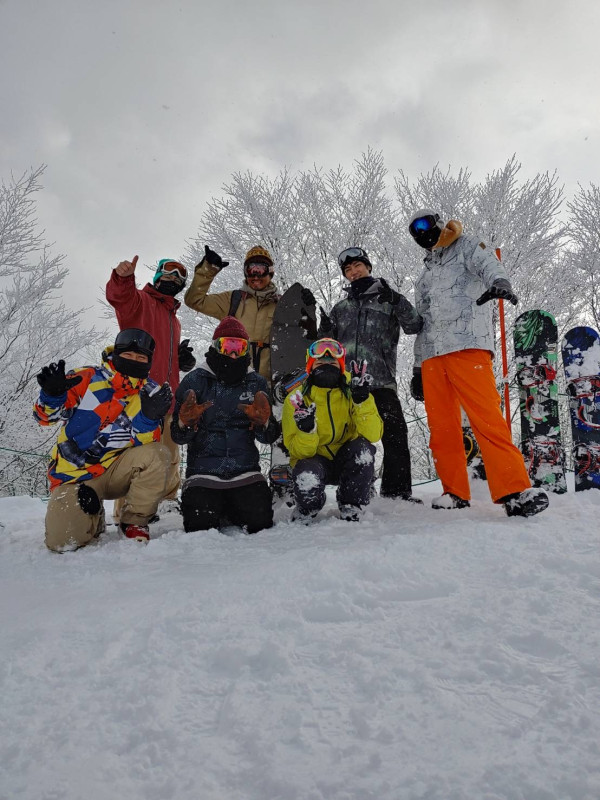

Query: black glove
301 287 316 306
203 245 229 270
410 368 424 402
36 360 82 397
178 339 196 373
377 278 403 305
140 382 173 420
350 359 373 404
476 279 518 306
290 391 316 433
318 305 334 335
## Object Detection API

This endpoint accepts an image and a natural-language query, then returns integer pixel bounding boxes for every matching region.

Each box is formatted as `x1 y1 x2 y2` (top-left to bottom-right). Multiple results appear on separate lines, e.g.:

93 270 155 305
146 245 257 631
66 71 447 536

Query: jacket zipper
167 310 174 378
325 390 336 458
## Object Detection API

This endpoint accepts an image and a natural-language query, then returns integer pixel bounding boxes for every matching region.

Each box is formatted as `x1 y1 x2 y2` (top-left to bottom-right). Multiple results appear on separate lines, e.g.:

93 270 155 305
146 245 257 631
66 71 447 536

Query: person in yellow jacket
282 338 383 523
184 245 280 383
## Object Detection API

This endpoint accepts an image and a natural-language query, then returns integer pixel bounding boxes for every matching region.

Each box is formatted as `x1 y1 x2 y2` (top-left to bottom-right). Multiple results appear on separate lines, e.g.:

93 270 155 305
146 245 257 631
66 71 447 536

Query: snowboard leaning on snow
513 309 566 493
561 326 600 492
269 282 316 498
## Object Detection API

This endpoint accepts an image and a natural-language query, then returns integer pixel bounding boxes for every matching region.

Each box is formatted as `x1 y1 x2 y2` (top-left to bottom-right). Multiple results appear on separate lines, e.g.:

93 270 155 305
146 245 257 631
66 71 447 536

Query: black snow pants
291 436 376 515
371 387 412 498
181 481 273 534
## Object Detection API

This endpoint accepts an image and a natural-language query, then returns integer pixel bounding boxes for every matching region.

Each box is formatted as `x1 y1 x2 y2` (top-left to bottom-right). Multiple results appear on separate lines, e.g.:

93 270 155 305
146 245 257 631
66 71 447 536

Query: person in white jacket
408 209 548 518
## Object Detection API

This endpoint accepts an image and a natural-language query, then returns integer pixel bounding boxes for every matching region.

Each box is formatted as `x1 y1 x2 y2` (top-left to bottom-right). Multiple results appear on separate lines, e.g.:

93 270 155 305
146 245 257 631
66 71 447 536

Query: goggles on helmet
212 336 249 357
409 215 439 236
114 328 156 357
338 247 370 269
308 338 346 360
244 262 271 278
155 260 187 284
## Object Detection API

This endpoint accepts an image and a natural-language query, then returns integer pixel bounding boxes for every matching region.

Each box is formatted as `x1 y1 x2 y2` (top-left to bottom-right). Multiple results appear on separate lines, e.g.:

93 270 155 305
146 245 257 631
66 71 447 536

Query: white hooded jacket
413 221 508 367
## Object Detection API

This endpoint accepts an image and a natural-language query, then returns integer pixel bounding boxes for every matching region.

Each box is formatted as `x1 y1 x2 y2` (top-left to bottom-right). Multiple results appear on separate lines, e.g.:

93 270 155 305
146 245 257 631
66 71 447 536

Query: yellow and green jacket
33 351 162 489
282 376 383 467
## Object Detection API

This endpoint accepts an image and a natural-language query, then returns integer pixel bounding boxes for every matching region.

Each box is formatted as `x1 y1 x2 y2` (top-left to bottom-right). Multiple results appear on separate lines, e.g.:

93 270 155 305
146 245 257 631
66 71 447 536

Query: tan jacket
184 260 279 381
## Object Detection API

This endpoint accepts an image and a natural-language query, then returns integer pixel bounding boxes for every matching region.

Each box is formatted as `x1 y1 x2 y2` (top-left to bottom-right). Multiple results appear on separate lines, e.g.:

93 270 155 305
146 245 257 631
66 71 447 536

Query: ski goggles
212 336 249 357
244 262 271 278
114 328 156 357
409 215 439 236
308 338 346 360
155 260 187 283
337 247 371 268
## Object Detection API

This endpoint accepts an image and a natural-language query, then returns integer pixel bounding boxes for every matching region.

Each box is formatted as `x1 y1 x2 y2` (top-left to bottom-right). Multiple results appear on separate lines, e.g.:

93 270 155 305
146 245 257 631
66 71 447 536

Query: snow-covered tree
0 166 102 496
565 183 600 329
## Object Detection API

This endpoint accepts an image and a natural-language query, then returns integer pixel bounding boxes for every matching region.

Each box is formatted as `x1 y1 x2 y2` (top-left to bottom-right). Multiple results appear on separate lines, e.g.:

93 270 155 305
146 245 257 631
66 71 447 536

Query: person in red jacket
106 255 195 521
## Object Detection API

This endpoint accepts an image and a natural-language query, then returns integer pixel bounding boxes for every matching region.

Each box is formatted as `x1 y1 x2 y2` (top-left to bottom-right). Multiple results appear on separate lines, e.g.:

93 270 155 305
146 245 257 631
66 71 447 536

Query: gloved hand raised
178 339 196 373
238 390 271 428
349 359 373 404
476 279 518 306
202 245 229 271
290 390 316 433
410 368 424 402
36 360 82 397
318 306 334 335
178 389 213 429
140 382 173 420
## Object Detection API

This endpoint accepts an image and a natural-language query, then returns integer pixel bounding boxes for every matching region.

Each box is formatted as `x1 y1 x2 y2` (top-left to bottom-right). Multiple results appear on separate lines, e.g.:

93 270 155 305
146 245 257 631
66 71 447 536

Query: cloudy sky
1 0 599 327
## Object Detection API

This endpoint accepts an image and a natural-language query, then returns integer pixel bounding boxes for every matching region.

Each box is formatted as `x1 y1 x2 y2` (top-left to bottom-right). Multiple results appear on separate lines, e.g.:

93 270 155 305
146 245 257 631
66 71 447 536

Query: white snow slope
1 479 600 800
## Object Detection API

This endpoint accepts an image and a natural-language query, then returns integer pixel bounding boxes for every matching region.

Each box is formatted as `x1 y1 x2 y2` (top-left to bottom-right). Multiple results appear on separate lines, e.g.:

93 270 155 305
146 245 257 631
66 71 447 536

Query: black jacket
171 362 280 479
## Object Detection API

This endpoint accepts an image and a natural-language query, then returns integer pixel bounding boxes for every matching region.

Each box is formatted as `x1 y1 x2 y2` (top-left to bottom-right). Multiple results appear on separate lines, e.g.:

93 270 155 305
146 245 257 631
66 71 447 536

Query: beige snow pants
45 442 170 552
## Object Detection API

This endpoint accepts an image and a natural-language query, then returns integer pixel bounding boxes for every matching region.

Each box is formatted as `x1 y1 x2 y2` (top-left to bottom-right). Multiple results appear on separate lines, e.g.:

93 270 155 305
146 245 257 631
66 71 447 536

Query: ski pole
495 248 511 431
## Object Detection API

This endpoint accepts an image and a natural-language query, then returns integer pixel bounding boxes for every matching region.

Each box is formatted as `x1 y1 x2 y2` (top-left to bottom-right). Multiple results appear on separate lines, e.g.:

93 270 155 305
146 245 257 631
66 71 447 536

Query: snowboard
513 309 567 493
269 282 317 499
561 326 600 491
463 424 486 481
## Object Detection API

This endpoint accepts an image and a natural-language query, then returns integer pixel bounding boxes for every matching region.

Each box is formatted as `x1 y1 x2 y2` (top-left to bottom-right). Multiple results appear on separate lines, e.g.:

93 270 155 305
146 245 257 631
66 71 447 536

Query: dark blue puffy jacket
171 361 280 479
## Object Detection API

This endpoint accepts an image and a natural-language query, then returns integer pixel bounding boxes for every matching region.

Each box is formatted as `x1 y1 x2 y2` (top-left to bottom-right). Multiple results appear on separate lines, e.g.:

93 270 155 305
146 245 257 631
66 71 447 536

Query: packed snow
1 477 600 800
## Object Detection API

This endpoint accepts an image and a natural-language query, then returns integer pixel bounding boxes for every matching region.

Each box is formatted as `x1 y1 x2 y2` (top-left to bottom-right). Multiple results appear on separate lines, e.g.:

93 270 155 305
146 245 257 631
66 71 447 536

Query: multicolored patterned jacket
33 351 162 489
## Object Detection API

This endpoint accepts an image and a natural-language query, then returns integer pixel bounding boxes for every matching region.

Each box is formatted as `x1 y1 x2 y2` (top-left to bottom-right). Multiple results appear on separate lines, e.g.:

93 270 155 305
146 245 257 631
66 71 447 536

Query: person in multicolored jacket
408 209 548 518
282 338 383 523
318 247 422 502
34 329 174 551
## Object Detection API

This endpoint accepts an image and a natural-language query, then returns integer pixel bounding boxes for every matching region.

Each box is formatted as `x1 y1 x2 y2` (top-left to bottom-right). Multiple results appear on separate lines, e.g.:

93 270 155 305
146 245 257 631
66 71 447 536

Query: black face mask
310 363 343 389
206 348 250 385
155 280 184 297
411 227 442 250
112 353 151 380
348 275 376 299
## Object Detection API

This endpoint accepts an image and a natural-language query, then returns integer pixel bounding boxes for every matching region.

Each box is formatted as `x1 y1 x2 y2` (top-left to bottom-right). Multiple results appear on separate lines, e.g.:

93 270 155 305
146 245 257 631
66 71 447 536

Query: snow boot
291 508 318 525
431 493 470 510
339 504 362 522
501 488 549 518
120 523 150 542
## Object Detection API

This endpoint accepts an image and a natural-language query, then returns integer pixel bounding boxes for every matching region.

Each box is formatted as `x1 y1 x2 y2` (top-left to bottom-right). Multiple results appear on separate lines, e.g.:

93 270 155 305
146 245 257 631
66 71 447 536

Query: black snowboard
513 309 566 493
269 283 317 496
562 326 600 491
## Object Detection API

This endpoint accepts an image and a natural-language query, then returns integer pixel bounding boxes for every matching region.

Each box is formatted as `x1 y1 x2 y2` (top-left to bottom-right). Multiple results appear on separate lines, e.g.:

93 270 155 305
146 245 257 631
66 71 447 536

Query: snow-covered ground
1 478 600 800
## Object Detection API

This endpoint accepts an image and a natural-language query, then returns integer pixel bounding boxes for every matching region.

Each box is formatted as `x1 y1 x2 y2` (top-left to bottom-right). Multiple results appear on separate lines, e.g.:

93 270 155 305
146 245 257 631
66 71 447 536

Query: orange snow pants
422 349 530 503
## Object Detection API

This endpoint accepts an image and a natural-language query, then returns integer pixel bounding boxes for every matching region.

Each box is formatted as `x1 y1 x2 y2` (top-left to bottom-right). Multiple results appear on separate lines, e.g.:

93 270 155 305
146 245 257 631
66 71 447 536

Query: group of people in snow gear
34 211 549 552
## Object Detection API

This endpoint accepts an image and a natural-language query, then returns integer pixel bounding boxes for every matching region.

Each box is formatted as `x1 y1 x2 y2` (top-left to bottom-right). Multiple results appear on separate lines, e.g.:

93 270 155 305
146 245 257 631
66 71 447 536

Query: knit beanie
244 246 274 271
212 316 249 340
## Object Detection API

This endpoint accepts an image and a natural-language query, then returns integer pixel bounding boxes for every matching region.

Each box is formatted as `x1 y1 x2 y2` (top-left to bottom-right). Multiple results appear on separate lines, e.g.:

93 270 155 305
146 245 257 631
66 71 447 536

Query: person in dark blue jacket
171 317 280 534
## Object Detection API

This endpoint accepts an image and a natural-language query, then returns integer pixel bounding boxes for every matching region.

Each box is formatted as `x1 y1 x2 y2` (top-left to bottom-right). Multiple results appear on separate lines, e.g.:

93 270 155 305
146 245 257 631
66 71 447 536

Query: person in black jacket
171 317 280 534
319 247 423 501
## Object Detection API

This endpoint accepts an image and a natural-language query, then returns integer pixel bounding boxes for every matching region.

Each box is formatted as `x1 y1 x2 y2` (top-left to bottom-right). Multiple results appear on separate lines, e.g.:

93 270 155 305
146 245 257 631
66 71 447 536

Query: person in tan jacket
184 245 280 383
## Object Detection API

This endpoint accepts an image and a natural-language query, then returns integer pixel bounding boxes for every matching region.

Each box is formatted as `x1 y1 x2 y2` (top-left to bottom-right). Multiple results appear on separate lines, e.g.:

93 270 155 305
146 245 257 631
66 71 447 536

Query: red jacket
106 272 182 409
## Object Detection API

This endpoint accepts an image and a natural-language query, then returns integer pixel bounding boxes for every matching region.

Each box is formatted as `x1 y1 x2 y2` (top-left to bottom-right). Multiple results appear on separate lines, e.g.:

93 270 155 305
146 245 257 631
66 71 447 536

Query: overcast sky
1 0 599 329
